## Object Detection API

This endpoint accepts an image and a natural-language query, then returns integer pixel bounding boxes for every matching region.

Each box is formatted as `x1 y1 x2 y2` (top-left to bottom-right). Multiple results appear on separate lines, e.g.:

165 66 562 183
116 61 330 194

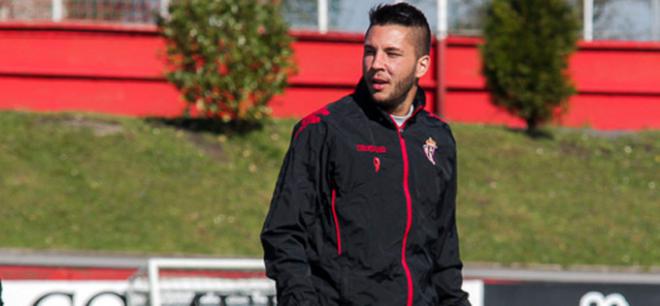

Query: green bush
481 0 579 133
158 0 296 123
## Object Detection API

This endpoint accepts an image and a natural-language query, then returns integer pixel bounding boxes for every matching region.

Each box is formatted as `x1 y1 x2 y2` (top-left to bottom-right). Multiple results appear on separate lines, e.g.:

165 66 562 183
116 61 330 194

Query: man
261 3 470 305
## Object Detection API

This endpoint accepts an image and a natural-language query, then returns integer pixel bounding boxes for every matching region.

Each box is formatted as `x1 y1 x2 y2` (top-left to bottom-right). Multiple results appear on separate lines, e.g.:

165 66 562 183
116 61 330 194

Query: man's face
362 24 428 108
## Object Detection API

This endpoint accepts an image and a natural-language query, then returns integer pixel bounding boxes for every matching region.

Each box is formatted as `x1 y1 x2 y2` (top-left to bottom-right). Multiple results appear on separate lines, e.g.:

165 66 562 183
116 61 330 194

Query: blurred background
0 1 658 306
2 0 660 40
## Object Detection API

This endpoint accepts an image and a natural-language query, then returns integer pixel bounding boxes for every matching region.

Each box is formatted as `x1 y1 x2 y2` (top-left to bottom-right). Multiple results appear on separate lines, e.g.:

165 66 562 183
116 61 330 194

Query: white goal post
127 258 276 306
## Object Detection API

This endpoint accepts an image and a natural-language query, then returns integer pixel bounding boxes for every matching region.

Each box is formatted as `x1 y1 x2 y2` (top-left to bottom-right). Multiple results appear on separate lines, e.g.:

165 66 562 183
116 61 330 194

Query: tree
481 0 579 134
158 0 296 123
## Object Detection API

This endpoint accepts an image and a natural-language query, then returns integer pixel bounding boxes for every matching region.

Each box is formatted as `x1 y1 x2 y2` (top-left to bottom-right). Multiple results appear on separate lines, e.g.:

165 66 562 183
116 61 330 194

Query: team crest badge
423 137 437 165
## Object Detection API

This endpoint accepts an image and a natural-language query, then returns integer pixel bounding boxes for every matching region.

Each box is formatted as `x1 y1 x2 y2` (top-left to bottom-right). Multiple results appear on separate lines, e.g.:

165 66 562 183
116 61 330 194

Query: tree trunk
526 117 539 136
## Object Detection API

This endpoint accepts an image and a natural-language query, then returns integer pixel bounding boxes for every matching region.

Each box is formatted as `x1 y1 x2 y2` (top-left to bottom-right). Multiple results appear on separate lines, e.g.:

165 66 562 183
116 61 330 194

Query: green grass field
0 111 658 268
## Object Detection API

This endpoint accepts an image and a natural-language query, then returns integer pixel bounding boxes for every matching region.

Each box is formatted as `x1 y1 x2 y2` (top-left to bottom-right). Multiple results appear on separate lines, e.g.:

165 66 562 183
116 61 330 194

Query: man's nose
371 51 386 70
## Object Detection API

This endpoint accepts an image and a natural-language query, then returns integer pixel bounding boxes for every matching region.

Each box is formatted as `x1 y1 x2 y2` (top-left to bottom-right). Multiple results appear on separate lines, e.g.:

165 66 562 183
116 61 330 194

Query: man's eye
388 52 401 57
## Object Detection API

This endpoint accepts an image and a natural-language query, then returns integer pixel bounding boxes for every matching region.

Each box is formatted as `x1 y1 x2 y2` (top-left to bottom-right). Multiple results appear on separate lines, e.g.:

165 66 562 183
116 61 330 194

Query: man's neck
390 103 414 127
384 86 418 116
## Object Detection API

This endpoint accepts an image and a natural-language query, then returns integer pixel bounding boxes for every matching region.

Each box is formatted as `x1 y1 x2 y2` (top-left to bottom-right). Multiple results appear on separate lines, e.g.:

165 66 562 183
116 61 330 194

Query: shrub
158 0 296 123
481 0 579 134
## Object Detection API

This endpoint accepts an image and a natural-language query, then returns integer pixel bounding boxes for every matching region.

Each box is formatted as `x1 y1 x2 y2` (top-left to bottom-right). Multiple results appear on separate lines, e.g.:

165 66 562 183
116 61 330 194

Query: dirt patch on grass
38 115 124 136
558 141 595 159
185 131 226 162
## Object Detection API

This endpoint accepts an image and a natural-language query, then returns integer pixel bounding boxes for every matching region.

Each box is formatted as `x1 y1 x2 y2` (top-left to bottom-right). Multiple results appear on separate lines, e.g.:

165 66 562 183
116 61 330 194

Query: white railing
52 0 63 21
0 0 658 41
584 0 594 41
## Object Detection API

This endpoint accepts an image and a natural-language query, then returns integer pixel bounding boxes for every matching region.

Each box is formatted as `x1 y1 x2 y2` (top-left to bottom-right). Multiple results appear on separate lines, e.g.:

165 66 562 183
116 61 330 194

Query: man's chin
369 91 391 104
369 93 401 111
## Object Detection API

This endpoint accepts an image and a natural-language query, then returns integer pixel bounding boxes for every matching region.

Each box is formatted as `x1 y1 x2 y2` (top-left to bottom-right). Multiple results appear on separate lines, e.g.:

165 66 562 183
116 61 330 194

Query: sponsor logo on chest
355 144 386 173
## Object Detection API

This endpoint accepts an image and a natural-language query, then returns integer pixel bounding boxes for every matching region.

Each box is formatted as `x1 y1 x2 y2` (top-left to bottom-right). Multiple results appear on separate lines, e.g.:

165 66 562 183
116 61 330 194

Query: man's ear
415 54 431 79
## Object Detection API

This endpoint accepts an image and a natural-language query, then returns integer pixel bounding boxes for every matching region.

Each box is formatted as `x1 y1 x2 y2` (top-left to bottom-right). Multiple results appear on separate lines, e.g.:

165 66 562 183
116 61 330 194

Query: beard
368 69 418 112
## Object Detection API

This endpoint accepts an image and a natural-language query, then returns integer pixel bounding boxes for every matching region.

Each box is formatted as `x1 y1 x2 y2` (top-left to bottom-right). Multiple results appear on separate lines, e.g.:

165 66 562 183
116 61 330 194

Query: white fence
0 0 168 24
0 0 659 41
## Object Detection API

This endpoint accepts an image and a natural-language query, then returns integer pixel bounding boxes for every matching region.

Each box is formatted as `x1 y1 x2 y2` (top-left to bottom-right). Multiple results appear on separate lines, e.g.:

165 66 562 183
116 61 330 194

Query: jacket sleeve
433 126 471 306
260 120 327 306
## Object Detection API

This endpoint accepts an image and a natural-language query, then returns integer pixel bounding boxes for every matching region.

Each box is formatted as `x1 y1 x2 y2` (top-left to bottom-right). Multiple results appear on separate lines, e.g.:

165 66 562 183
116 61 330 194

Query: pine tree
481 0 579 134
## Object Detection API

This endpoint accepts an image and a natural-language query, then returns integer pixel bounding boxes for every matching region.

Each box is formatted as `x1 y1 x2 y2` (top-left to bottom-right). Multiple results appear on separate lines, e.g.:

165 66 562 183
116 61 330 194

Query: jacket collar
352 78 426 129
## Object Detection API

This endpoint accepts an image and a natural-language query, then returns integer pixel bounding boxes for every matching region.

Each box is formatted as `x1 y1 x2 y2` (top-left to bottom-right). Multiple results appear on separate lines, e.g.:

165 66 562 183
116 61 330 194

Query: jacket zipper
331 188 342 255
395 128 414 306
390 106 422 306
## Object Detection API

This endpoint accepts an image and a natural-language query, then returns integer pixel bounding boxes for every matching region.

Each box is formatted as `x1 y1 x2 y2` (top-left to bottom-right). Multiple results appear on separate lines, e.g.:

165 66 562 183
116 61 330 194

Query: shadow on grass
504 126 555 140
145 117 264 136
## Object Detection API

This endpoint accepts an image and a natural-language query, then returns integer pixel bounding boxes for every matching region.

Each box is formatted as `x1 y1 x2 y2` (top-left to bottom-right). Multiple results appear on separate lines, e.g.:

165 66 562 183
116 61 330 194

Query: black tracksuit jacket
261 80 470 306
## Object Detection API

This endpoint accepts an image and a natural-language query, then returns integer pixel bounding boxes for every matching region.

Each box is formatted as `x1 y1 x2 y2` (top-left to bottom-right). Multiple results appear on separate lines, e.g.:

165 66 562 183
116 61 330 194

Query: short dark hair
367 3 432 57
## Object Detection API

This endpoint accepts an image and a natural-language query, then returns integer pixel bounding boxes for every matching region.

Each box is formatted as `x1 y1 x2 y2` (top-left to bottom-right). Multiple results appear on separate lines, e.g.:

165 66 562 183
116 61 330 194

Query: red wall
1 22 659 130
443 37 660 130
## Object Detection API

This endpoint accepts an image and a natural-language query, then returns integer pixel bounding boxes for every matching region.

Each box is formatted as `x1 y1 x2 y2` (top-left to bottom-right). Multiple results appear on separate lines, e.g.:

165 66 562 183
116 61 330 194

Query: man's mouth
371 78 389 91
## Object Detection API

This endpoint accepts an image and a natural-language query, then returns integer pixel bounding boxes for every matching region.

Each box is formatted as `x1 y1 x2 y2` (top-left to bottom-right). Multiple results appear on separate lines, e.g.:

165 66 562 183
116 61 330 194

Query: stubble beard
370 70 418 113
